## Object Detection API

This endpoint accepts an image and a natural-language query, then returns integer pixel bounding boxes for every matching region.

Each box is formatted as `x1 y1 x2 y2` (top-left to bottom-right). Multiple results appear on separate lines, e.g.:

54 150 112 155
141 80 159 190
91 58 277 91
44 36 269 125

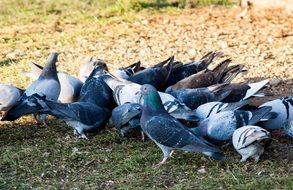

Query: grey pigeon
0 84 24 112
192 106 273 143
111 102 142 138
22 61 83 103
1 53 61 126
140 84 225 168
232 125 271 162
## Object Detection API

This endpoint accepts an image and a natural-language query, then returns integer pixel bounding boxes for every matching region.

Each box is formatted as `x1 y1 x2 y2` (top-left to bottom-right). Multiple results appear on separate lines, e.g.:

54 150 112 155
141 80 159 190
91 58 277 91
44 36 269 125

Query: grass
0 0 293 189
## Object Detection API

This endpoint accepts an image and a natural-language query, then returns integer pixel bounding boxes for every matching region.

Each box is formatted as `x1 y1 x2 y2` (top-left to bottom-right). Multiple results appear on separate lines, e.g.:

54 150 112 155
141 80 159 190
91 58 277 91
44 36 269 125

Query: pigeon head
141 84 165 114
41 52 58 79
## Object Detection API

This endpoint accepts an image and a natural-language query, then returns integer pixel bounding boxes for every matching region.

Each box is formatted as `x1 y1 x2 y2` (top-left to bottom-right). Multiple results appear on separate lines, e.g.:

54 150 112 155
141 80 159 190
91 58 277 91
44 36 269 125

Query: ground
0 1 293 189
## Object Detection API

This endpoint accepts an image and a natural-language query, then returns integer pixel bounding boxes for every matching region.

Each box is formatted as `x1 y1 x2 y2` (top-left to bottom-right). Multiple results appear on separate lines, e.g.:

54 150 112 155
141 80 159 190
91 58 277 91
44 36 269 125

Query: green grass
0 120 292 189
1 0 293 189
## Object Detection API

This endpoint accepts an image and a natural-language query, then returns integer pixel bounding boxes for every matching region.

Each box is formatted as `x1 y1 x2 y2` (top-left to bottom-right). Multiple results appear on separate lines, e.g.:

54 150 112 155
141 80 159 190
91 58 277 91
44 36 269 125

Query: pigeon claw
79 134 89 140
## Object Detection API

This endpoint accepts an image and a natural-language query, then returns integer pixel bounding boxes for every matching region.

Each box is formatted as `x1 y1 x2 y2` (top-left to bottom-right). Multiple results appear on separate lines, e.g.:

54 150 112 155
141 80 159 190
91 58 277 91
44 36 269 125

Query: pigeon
79 57 108 82
113 61 145 80
128 56 174 90
1 53 61 126
101 73 198 121
0 84 24 112
165 84 232 109
222 79 270 102
79 64 113 108
232 125 271 162
111 102 142 138
165 51 223 87
21 61 83 103
193 106 273 142
258 96 293 130
29 94 110 139
194 100 249 120
171 59 243 90
140 84 225 168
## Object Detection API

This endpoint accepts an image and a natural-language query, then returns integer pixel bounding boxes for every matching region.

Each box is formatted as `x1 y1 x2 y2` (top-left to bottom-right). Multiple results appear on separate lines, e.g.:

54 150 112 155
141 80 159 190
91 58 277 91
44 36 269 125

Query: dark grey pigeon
30 94 110 139
165 51 223 87
1 53 61 126
128 56 174 91
79 63 113 108
140 84 224 168
111 102 142 138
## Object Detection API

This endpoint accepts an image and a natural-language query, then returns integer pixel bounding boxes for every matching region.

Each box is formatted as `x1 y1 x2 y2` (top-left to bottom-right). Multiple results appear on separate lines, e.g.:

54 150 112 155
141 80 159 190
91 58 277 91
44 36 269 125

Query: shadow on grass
0 59 17 67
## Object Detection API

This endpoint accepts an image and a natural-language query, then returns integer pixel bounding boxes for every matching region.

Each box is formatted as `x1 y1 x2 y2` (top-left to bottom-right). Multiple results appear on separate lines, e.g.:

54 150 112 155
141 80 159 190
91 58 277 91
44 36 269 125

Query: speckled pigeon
140 84 225 168
232 125 271 162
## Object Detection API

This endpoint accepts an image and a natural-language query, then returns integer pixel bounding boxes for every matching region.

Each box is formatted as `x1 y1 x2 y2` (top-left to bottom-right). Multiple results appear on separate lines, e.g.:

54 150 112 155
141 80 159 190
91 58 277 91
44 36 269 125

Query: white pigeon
101 73 198 121
195 100 248 120
232 125 271 162
0 84 23 112
259 96 293 130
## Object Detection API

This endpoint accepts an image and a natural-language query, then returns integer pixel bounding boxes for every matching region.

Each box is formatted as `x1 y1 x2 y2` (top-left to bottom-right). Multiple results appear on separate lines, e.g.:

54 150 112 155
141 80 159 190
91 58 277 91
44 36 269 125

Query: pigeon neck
143 91 165 115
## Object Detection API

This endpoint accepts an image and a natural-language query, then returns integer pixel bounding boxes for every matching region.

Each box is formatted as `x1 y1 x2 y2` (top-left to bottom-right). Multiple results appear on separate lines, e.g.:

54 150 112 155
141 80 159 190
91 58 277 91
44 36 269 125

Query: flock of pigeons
0 51 292 168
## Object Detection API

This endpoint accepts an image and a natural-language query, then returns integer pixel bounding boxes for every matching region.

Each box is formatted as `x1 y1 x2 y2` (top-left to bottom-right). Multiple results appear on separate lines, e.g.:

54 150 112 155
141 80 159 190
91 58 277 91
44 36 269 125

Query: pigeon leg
40 114 47 127
153 144 172 169
272 129 286 138
240 155 249 163
79 133 89 140
141 130 145 141
32 113 40 125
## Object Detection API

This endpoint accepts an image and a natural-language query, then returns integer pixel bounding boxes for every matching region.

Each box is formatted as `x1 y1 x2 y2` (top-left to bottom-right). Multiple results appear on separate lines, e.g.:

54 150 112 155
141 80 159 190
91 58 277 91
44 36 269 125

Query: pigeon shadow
0 58 18 67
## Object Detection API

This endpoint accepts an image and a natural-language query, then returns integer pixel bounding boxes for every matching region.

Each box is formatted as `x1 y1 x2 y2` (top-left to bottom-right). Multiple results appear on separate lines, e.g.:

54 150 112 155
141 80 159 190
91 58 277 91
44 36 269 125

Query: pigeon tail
220 64 246 84
221 100 249 112
198 51 224 70
202 151 226 160
1 94 43 121
212 59 231 84
242 79 270 100
248 106 272 125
